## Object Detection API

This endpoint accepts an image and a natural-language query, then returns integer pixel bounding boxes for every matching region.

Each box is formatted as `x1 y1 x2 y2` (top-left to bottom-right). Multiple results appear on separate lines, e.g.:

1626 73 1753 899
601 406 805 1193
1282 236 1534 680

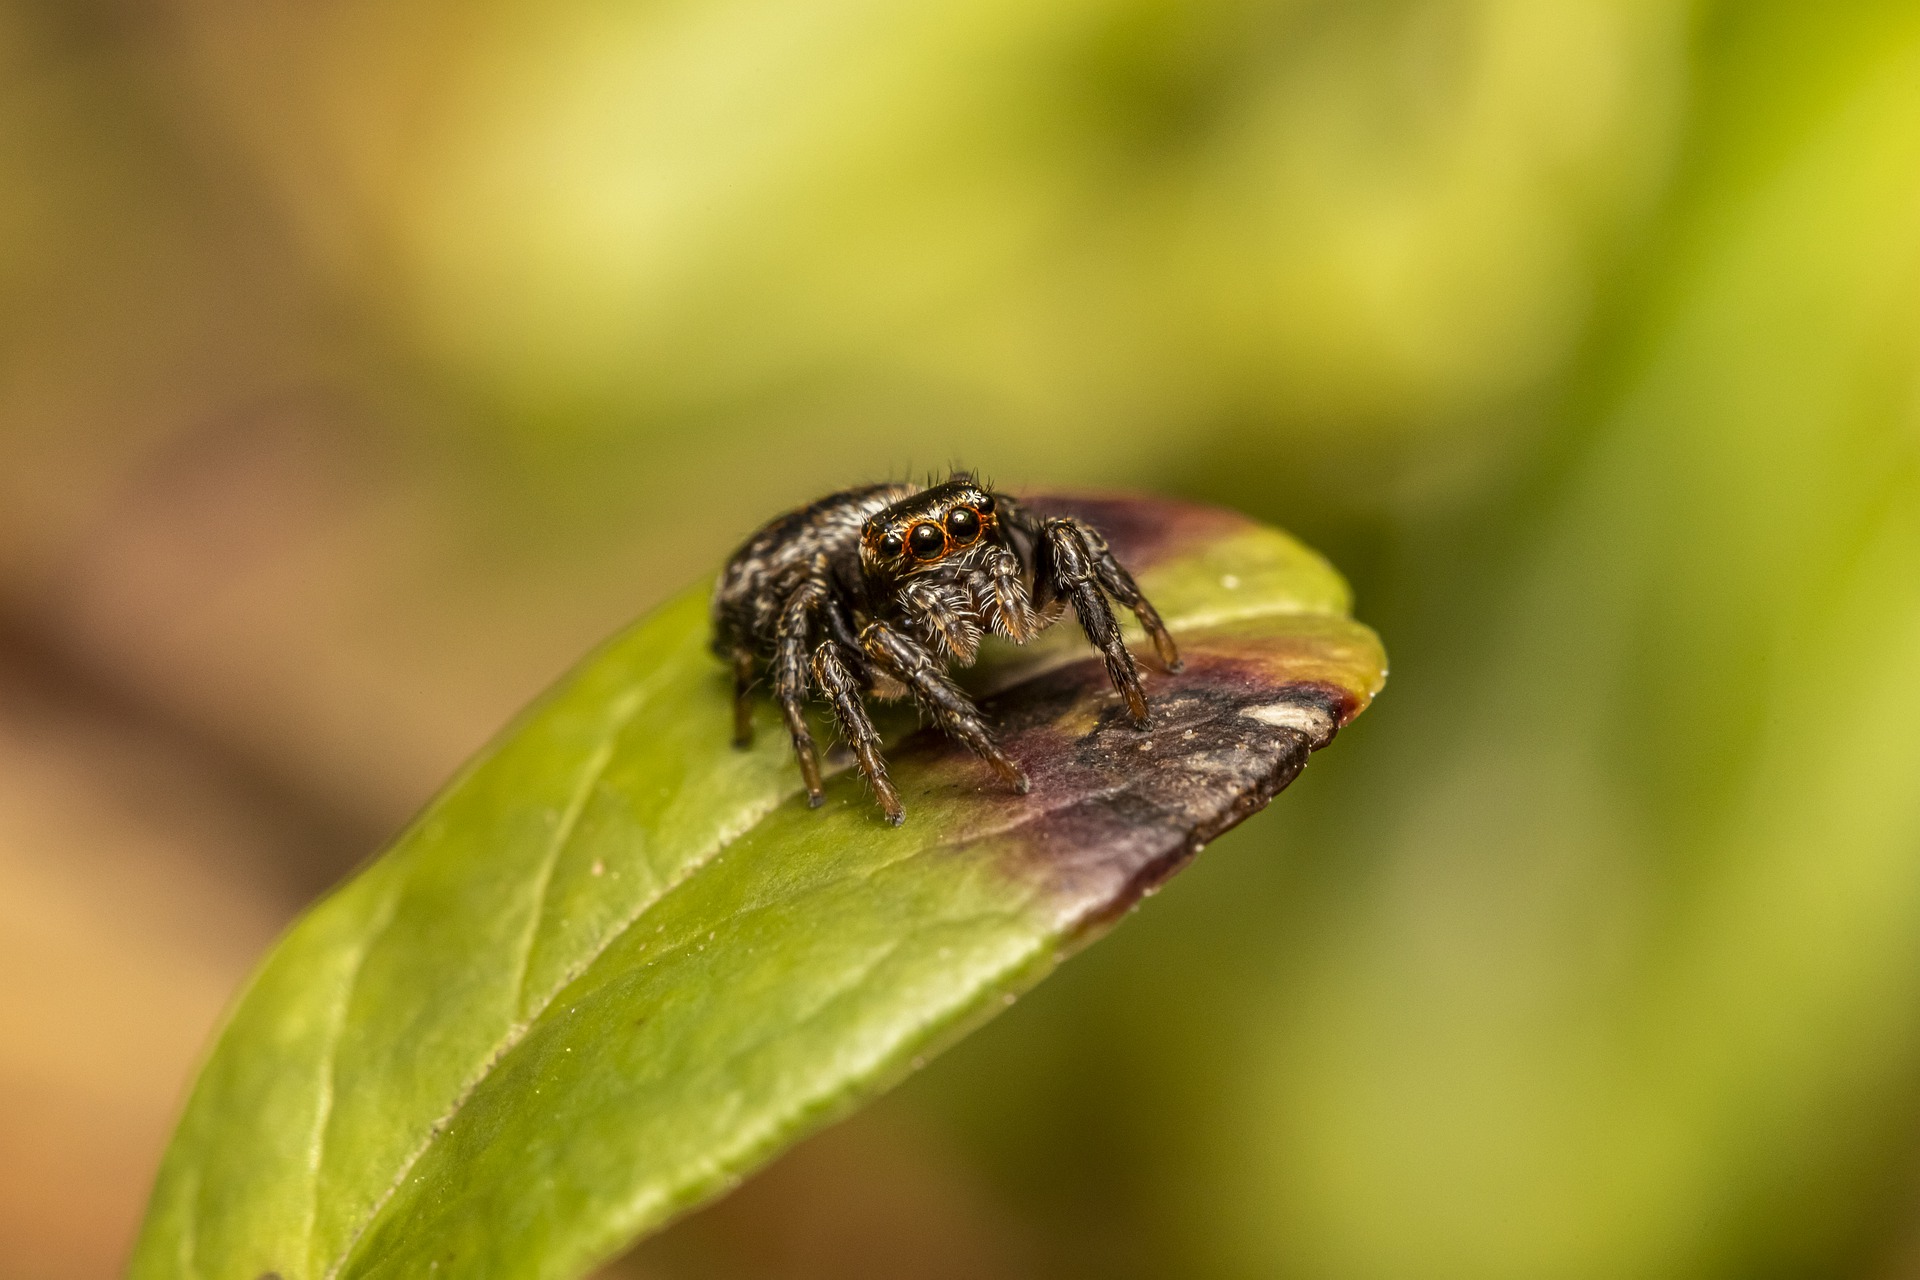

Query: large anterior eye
908 522 947 561
945 506 981 544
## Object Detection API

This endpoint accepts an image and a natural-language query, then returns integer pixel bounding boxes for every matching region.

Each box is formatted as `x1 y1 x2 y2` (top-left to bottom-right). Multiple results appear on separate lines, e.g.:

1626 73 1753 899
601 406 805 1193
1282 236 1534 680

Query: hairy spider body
712 475 1181 825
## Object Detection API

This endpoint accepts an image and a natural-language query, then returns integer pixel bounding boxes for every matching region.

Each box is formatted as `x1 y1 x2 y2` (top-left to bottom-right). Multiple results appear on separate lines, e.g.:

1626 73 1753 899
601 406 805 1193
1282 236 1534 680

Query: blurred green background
5 0 1920 1276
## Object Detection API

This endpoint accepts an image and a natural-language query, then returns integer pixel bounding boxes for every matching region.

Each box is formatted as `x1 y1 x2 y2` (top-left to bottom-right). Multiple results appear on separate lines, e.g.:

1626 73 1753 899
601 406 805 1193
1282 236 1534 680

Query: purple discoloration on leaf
879 620 1381 940
1023 491 1254 575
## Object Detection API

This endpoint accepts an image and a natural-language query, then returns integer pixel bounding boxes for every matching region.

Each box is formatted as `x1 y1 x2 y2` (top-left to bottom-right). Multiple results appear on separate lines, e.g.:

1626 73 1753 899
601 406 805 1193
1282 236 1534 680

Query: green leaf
130 494 1385 1280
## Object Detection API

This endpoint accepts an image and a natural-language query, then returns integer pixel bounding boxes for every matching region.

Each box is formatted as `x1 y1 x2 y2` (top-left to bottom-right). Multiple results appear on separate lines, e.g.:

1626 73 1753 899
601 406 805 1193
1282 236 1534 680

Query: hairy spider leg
901 580 982 663
730 648 757 747
1040 518 1151 726
821 594 869 666
862 622 1029 794
774 577 828 806
981 545 1041 641
1076 523 1183 672
811 641 904 825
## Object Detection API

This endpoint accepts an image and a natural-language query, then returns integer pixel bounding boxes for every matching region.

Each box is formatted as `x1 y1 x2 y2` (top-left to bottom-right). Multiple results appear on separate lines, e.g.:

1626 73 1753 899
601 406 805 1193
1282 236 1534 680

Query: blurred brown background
7 0 1920 1276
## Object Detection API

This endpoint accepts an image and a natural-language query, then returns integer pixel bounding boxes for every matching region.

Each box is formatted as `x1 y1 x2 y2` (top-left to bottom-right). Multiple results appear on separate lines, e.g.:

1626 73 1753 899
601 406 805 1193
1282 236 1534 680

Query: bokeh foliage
7 0 1920 1276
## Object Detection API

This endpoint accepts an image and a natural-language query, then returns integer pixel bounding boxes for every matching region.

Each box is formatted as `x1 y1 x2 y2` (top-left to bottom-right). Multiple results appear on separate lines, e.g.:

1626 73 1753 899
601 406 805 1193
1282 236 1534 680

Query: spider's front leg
1037 517 1178 726
861 622 1029 794
811 640 903 825
1076 525 1181 673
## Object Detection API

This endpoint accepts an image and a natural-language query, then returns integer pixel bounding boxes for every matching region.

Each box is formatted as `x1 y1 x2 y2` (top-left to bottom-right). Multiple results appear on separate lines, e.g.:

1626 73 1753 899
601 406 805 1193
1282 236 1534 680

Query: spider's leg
901 581 982 663
730 648 757 748
982 545 1040 641
1059 518 1181 671
821 595 885 689
775 580 828 806
812 640 905 825
862 622 1029 793
1040 519 1150 726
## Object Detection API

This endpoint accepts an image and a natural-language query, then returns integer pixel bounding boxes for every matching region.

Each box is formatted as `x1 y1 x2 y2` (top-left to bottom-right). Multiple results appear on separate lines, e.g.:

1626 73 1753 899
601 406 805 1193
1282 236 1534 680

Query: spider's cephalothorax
711 474 1181 824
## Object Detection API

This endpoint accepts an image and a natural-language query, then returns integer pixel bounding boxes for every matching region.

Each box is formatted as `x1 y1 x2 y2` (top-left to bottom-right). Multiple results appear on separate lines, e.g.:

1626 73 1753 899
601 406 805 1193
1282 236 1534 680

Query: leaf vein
304 883 404 1277
509 736 615 1019
323 666 753 1279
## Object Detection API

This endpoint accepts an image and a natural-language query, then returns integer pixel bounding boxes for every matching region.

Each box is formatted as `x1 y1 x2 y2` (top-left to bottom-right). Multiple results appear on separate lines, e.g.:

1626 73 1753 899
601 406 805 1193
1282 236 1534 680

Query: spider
711 473 1181 824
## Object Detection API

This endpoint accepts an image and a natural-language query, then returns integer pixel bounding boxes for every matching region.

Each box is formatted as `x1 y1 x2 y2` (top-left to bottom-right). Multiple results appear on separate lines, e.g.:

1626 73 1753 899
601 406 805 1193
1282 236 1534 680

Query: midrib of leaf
302 887 404 1280
316 570 1327 1279
509 737 616 1020
323 785 805 1278
368 806 1057 1273
317 656 687 1279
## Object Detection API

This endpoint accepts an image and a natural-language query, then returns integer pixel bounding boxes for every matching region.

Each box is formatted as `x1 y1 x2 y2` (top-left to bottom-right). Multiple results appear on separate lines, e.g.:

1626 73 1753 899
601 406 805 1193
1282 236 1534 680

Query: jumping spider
712 474 1181 824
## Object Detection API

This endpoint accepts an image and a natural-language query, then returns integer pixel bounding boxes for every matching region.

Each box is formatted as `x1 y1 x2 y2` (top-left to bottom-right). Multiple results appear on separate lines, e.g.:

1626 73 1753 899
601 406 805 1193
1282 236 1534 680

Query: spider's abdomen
711 482 911 653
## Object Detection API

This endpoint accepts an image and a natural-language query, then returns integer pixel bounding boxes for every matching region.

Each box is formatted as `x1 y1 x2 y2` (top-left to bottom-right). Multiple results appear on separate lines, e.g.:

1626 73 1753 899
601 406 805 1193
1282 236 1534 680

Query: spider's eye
908 522 947 561
878 532 904 558
976 493 995 514
945 506 981 544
